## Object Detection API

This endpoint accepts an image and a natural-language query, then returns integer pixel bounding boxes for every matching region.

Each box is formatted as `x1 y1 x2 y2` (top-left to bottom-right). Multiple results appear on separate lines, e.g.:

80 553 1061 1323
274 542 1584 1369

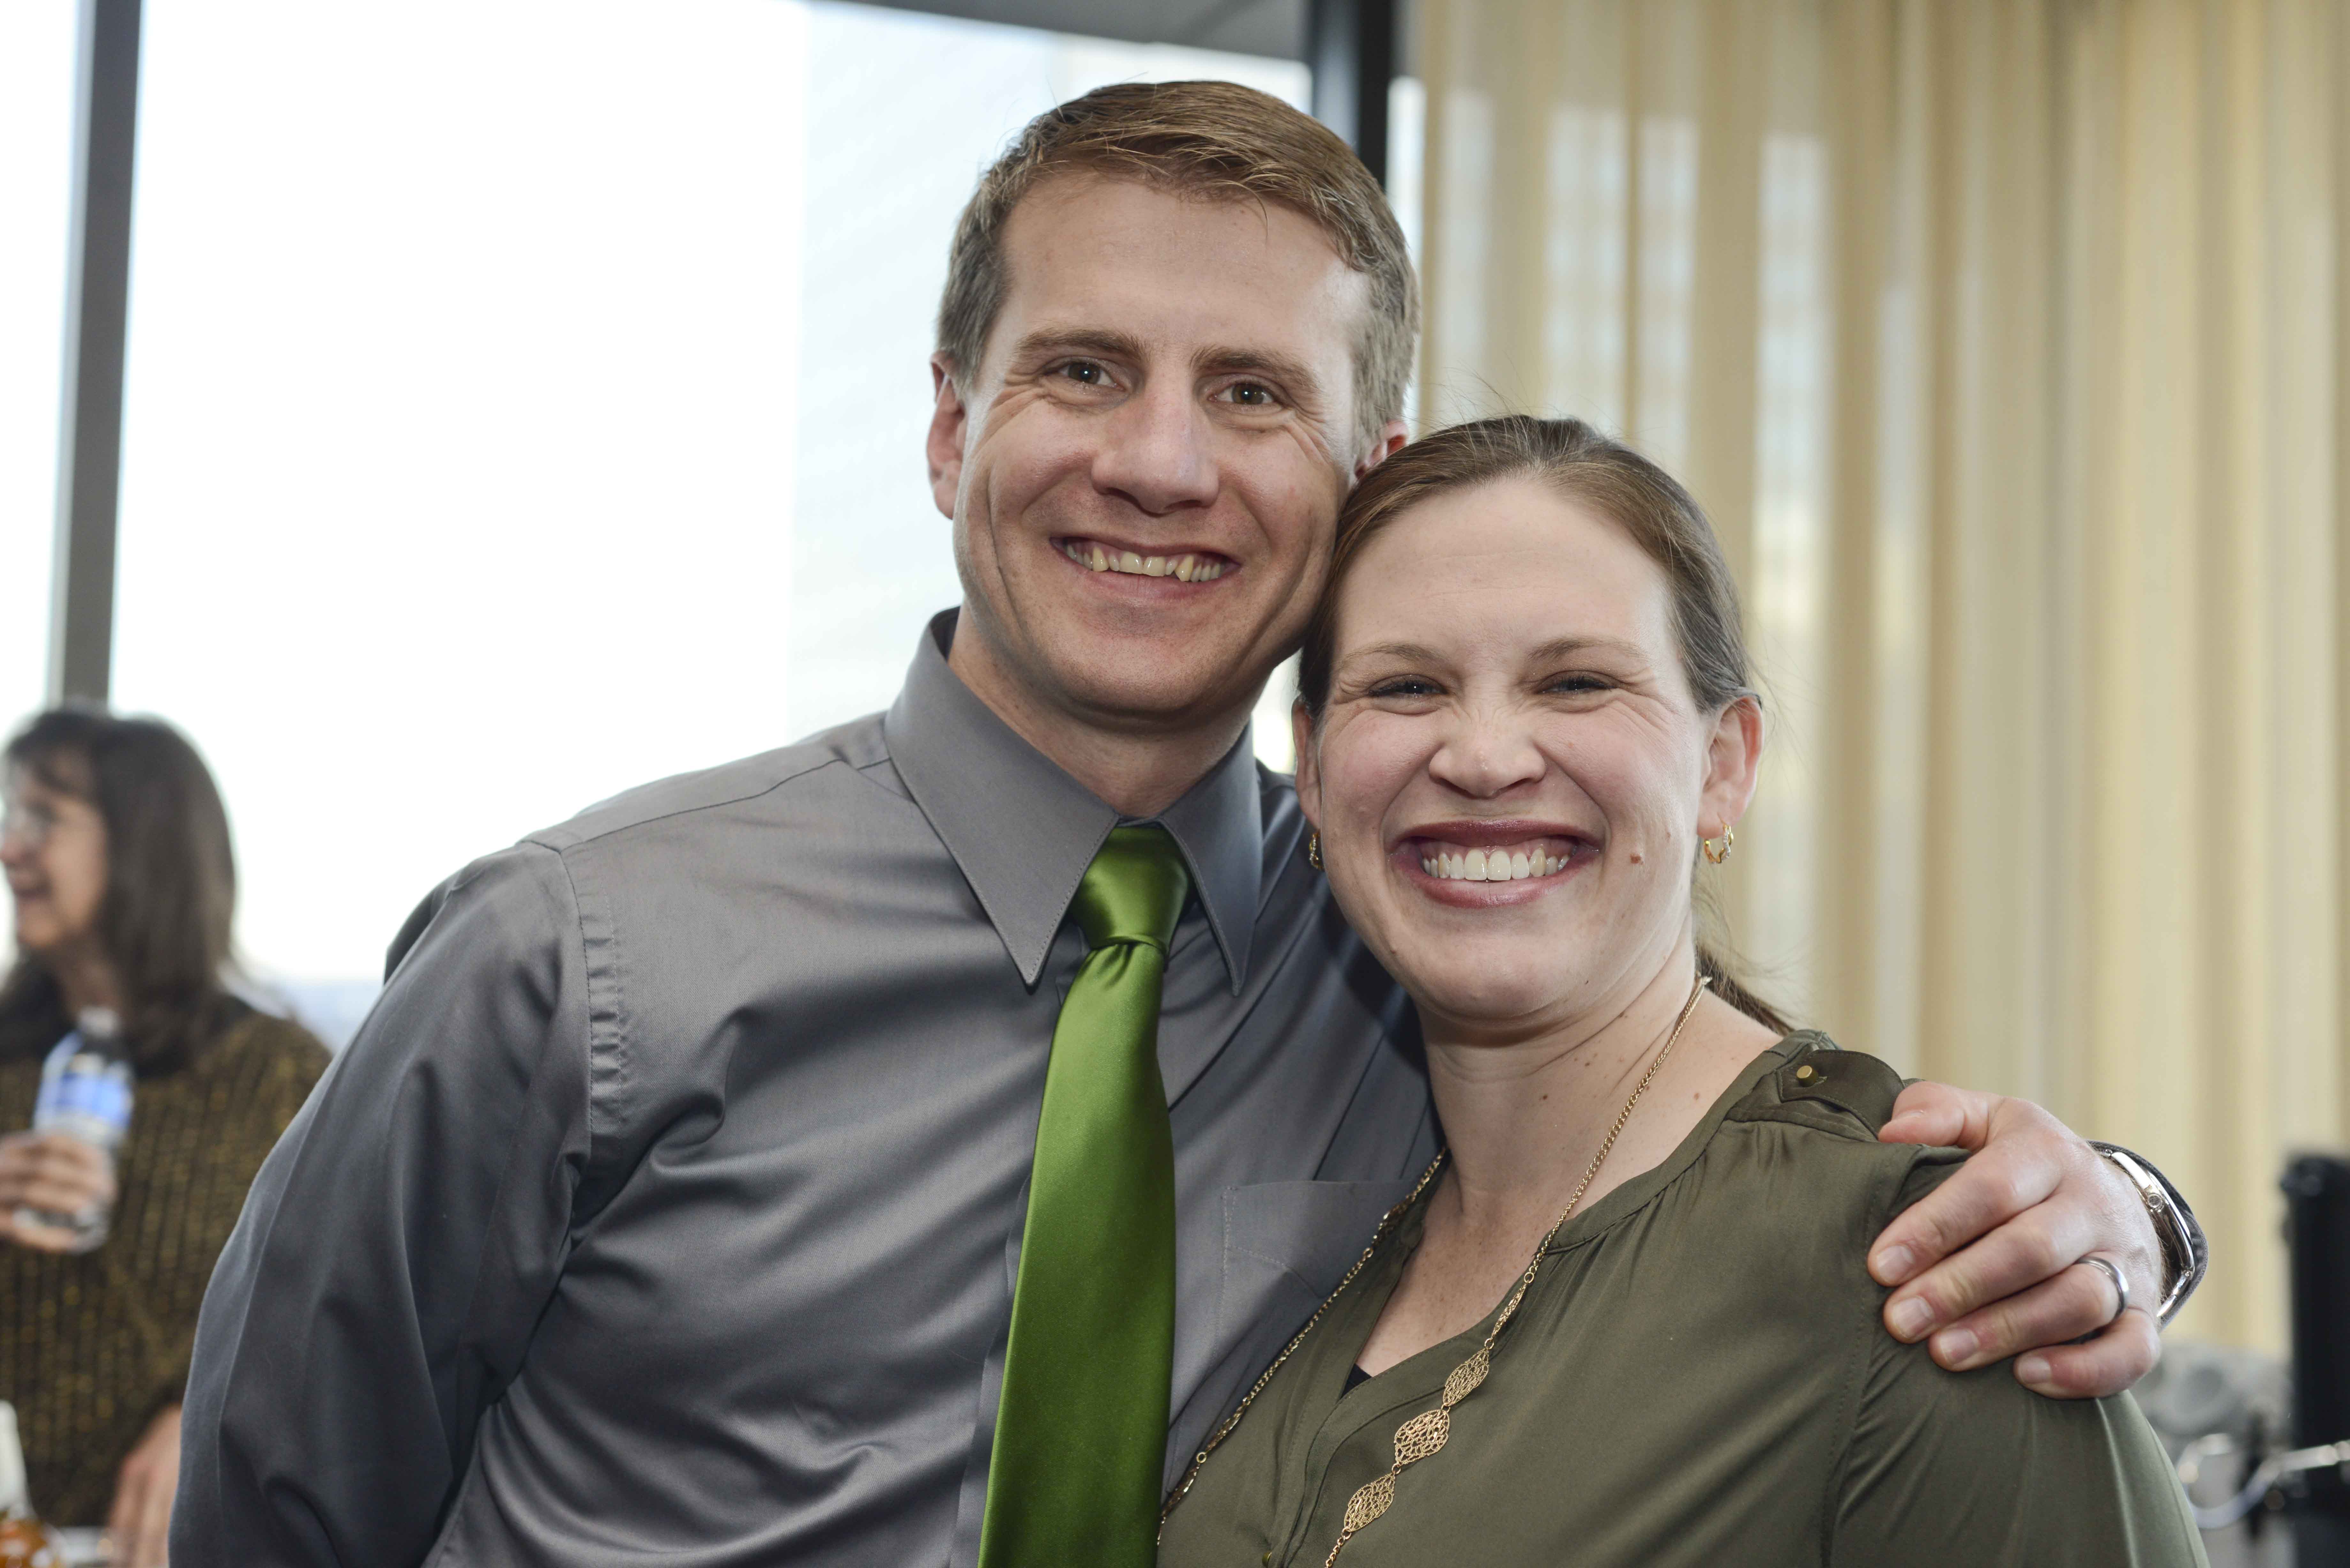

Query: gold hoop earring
1308 831 1323 871
1701 824 1735 865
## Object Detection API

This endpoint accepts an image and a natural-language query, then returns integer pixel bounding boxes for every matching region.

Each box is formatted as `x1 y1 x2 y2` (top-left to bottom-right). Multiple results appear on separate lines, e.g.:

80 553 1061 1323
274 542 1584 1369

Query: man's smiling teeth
1059 540 1228 581
1420 845 1570 882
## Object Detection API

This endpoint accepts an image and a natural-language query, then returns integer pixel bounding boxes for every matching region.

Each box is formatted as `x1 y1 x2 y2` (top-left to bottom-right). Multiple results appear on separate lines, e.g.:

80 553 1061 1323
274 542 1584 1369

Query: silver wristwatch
2089 1142 2203 1326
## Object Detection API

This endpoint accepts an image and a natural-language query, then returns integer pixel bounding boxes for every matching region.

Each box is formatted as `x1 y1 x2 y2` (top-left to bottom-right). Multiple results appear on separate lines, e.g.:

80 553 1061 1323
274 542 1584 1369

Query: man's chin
1045 645 1273 732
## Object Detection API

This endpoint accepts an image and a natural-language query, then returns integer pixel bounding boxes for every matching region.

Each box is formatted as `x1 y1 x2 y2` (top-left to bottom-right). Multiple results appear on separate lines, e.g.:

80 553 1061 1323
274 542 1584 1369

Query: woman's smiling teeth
1058 539 1229 581
1418 844 1571 881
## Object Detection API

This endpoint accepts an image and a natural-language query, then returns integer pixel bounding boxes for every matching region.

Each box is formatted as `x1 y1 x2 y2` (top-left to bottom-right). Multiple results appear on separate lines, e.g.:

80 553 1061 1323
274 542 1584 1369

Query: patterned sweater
0 1008 327 1523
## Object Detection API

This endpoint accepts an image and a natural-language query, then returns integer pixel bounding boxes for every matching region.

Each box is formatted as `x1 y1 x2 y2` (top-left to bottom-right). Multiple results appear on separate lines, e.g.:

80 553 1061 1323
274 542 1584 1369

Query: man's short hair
936 80 1419 449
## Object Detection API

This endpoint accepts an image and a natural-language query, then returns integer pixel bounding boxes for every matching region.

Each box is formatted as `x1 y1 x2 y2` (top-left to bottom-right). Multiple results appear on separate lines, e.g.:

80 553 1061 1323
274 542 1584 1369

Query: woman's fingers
1915 1258 2123 1373
107 1405 182 1568
0 1210 84 1252
0 1132 115 1214
2014 1306 2163 1399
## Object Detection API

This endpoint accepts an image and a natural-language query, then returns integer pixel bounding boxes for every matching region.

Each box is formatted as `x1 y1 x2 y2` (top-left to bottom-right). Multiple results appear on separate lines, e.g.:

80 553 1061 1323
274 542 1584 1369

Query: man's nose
1091 382 1217 515
1427 709 1547 799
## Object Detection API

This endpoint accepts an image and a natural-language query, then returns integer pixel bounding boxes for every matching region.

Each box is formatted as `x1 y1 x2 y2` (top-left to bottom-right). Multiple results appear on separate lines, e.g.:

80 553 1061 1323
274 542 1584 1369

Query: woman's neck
45 942 124 1020
1418 947 1773 1237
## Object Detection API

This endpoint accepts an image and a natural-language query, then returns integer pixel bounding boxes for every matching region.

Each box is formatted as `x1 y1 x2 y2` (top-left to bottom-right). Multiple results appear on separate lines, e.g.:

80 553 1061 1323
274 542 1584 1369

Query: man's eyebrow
1194 346 1323 395
1004 326 1149 365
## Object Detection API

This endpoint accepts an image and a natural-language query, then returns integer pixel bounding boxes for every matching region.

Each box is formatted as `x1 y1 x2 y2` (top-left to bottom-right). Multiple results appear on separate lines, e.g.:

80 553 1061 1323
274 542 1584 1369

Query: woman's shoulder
1725 1030 1906 1135
1695 1031 1965 1239
194 1004 332 1089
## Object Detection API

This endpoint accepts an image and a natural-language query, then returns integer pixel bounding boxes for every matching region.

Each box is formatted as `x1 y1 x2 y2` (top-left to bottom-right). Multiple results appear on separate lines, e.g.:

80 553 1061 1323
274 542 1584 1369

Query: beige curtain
1417 0 2349 1352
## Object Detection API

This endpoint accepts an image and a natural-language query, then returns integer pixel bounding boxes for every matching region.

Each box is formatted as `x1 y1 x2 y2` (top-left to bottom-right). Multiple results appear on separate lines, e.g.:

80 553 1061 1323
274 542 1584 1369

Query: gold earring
1701 824 1735 865
1308 831 1323 870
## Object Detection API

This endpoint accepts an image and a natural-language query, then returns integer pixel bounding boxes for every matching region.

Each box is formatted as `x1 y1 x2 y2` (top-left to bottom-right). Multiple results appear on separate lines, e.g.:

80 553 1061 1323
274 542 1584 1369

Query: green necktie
979 825 1190 1568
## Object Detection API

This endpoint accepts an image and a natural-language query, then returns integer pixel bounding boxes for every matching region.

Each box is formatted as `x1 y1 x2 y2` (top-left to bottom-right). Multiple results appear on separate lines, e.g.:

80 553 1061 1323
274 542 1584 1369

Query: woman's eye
1545 675 1614 696
1368 678 1442 699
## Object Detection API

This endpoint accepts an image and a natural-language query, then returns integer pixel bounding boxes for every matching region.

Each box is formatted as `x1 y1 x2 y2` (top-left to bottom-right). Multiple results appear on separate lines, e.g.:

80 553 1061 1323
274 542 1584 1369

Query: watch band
2089 1142 2203 1325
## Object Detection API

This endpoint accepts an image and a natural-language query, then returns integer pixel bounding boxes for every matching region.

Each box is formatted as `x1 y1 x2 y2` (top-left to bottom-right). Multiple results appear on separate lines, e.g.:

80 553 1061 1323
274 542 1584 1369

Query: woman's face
1293 475 1759 1035
1 767 110 960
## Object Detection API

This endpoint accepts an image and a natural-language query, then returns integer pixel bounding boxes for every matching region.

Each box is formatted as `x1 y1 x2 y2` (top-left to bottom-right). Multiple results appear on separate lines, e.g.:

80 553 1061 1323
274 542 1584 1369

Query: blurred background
4 0 2348 1556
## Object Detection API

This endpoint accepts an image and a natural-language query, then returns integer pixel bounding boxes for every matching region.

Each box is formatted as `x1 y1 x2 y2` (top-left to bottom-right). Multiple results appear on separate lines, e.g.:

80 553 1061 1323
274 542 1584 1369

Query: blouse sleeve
1830 1156 2209 1566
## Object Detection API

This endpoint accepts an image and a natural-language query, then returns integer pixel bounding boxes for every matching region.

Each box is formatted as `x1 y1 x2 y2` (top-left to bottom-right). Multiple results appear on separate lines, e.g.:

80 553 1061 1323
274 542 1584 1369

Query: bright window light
0 3 75 744
100 0 1309 1041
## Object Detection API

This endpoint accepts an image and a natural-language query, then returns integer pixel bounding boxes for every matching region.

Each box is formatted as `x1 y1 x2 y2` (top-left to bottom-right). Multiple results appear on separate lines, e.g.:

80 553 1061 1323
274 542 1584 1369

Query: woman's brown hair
1297 415 1790 1033
0 705 246 1074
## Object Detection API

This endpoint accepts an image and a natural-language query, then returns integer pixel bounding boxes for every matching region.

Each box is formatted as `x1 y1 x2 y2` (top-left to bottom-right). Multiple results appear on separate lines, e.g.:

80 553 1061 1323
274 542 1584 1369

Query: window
0 3 76 734
99 0 1310 1041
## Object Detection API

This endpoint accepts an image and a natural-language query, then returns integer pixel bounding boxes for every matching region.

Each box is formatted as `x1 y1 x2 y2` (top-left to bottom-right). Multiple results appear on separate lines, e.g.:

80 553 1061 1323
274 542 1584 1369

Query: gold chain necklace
1159 974 1713 1559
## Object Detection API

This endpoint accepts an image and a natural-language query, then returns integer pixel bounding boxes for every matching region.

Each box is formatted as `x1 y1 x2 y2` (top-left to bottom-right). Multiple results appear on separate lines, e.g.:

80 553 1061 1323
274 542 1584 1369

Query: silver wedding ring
2080 1255 2129 1326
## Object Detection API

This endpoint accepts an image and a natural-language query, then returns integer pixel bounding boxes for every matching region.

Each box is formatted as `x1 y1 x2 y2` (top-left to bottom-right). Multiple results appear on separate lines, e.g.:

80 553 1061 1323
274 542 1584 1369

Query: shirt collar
885 611 1262 993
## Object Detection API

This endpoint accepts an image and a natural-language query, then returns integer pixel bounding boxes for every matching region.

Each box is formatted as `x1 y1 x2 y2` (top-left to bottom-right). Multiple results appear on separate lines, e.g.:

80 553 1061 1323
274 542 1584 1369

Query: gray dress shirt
176 612 1439 1567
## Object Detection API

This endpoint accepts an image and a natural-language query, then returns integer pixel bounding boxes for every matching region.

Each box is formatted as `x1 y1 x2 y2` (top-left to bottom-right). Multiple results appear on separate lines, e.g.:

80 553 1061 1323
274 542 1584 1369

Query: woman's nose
1426 711 1546 798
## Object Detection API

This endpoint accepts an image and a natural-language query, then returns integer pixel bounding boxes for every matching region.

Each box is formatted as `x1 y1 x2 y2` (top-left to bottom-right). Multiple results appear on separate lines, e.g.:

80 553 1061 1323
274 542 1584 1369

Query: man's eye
1222 381 1279 407
1059 361 1111 387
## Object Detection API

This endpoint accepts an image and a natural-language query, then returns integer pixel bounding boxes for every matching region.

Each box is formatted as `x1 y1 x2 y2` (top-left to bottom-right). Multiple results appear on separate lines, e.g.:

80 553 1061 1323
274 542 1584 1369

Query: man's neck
945 622 1256 819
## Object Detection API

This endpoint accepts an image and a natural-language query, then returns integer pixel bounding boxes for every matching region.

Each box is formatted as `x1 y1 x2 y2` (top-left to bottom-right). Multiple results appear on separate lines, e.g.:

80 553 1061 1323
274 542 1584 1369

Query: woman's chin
1399 967 1579 1033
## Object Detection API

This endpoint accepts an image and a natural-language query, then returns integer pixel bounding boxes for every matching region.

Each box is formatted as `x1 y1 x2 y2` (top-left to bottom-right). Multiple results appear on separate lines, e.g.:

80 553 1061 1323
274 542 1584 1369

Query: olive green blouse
1157 1033 2205 1568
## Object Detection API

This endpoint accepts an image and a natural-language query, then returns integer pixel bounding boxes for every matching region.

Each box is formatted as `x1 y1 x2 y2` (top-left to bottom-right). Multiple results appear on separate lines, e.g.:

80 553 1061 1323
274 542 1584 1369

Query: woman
1156 419 2201 1565
0 708 327 1566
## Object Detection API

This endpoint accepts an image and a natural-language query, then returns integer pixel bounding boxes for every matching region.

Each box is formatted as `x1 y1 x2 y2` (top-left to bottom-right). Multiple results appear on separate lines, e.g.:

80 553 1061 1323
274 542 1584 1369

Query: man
177 83 2199 1566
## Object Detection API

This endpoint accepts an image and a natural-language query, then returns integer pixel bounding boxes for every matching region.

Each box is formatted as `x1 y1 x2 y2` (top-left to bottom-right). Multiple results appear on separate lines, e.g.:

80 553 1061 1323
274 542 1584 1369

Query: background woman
0 708 326 1566
1157 419 2201 1565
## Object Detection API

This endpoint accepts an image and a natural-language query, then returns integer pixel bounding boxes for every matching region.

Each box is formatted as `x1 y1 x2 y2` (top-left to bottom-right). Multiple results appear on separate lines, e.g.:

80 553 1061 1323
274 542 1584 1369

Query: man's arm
1866 1083 2202 1399
174 845 593 1566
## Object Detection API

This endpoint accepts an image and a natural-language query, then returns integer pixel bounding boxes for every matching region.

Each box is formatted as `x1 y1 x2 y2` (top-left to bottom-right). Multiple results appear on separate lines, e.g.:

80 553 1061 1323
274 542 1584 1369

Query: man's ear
927 354 969 521
1698 695 1764 843
1352 419 1410 485
1289 700 1322 822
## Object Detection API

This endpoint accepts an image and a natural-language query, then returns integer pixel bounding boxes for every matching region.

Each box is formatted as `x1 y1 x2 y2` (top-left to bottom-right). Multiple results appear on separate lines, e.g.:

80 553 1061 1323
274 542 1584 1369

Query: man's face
928 175 1401 735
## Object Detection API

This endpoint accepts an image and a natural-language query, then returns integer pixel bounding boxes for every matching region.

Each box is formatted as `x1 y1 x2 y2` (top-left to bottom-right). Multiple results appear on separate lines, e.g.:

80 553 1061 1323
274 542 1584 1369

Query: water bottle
22 1008 132 1252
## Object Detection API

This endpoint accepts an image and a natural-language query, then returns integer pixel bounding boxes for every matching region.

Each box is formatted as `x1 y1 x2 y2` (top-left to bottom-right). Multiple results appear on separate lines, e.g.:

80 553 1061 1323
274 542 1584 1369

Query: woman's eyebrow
1527 635 1646 664
1343 641 1448 667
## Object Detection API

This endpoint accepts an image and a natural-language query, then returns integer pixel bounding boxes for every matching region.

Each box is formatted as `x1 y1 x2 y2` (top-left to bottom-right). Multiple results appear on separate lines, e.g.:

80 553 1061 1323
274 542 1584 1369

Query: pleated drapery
1416 0 2349 1351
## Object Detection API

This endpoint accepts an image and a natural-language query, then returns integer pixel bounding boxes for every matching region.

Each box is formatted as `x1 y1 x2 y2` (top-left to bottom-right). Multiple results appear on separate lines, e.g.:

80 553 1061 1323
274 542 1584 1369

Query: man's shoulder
526 711 896 853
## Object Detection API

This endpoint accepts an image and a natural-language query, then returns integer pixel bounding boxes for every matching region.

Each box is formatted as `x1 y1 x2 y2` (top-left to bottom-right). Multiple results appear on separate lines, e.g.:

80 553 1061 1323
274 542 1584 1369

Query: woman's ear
1289 700 1323 829
1698 694 1764 840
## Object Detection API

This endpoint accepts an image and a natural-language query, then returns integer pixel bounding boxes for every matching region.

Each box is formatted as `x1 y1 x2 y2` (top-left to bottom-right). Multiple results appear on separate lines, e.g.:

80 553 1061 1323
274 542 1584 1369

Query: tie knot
1072 825 1190 952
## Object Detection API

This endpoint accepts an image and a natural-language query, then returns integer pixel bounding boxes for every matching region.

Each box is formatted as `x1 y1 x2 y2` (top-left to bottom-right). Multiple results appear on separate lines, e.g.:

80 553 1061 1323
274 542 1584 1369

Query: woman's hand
1867 1084 2166 1398
106 1402 181 1568
0 1131 115 1251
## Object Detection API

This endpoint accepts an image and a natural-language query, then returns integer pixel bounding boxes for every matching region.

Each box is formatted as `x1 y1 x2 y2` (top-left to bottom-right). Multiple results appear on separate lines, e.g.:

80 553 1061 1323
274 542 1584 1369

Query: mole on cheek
1629 851 1644 864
